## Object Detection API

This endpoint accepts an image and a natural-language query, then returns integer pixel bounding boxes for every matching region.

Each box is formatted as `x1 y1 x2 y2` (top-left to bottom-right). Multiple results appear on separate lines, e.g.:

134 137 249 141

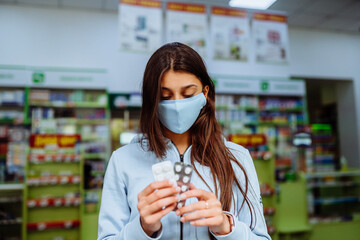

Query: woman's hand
137 180 181 236
175 183 231 235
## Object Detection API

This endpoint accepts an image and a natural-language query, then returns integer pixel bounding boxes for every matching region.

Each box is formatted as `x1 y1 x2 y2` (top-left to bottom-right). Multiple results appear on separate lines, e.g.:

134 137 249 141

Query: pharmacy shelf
83 153 107 159
309 217 360 225
0 196 22 203
28 154 81 164
0 119 24 124
90 170 105 177
264 207 276 216
0 184 24 191
82 137 108 142
259 107 303 112
27 175 81 186
258 121 306 126
29 102 106 108
216 106 258 111
218 120 258 126
0 103 24 107
27 219 80 231
27 197 81 208
305 170 360 179
221 120 306 126
0 218 22 225
216 106 303 113
56 118 108 125
313 196 360 205
307 181 358 188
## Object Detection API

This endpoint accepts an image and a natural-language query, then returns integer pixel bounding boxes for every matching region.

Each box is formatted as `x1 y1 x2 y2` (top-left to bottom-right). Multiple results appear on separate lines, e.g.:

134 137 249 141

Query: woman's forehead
161 70 202 89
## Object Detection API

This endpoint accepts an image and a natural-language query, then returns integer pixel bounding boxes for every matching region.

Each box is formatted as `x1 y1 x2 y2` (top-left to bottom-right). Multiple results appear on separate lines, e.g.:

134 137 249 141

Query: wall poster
211 7 250 61
166 2 207 57
252 12 289 64
119 0 162 53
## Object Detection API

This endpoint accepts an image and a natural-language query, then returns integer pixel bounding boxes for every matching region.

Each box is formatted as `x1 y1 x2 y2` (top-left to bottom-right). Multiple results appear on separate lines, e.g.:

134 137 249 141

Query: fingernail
180 217 185 222
175 210 180 216
175 186 181 192
175 194 181 202
190 221 195 225
180 193 186 200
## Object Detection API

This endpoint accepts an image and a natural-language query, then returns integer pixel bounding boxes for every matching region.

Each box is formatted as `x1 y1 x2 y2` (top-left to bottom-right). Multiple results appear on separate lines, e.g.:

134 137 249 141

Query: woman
98 42 271 240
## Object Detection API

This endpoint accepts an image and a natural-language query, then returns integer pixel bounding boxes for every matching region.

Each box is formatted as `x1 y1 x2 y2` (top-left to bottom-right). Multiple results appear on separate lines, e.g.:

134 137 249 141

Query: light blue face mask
157 92 207 134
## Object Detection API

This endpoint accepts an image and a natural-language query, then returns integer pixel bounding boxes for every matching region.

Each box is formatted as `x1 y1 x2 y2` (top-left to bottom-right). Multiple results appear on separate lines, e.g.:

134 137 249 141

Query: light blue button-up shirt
98 137 271 240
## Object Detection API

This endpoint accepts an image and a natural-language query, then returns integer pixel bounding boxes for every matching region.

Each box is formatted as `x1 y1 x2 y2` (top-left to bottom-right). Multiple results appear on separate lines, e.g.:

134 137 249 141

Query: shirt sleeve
97 152 164 240
211 148 272 240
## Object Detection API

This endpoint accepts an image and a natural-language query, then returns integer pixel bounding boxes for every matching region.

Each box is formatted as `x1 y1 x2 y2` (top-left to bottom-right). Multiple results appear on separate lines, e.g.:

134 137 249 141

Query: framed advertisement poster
119 0 162 53
252 12 289 64
166 2 207 57
211 7 250 61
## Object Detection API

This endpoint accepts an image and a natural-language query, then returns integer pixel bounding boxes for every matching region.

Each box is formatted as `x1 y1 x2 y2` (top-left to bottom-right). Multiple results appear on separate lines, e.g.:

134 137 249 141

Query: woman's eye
161 96 171 100
183 94 194 98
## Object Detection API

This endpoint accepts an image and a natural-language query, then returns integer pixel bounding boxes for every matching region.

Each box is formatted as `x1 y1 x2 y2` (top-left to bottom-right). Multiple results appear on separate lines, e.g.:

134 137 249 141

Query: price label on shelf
54 199 62 207
60 176 69 184
56 155 62 162
72 176 81 184
40 199 49 207
27 200 36 208
64 221 73 228
37 222 46 231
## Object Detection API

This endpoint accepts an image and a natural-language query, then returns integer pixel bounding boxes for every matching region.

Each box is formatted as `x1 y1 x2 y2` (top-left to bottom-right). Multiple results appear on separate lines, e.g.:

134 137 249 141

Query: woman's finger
141 195 179 216
138 180 175 199
180 188 215 201
189 183 197 190
189 215 224 227
176 200 212 216
141 203 177 230
180 208 221 222
145 186 180 205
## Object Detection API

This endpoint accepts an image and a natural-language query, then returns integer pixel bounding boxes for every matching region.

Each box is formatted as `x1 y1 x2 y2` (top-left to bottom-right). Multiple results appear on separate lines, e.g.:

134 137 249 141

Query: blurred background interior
0 0 360 239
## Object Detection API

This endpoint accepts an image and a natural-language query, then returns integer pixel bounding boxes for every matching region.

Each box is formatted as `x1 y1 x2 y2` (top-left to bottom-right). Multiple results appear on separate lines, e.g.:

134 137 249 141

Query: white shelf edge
305 171 360 179
0 183 24 191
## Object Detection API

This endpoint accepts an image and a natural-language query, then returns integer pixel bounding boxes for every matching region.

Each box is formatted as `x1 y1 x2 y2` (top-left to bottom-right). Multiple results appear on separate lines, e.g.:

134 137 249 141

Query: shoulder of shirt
111 140 144 161
225 140 250 156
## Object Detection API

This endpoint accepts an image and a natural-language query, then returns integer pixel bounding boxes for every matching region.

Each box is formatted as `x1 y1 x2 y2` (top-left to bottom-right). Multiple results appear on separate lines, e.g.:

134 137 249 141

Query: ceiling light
229 0 277 10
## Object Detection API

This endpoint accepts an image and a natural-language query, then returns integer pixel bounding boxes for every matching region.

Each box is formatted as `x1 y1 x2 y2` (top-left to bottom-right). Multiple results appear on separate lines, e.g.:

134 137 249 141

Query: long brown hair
140 42 255 228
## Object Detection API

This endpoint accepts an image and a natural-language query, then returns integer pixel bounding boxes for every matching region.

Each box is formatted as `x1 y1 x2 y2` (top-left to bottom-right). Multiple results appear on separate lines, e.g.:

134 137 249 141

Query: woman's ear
203 85 210 99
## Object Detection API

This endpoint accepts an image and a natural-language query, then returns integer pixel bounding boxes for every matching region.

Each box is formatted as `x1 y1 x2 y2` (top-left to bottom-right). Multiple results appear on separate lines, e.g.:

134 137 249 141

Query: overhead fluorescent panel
229 0 277 10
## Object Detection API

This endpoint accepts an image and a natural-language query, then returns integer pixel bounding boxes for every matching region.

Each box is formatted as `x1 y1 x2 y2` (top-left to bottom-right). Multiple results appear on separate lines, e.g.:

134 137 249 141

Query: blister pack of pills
152 161 194 210
152 160 177 187
173 162 193 209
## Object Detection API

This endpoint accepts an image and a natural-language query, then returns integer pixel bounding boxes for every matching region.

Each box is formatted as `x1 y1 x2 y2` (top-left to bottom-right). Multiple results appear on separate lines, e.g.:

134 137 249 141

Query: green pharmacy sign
32 72 45 84
261 81 269 92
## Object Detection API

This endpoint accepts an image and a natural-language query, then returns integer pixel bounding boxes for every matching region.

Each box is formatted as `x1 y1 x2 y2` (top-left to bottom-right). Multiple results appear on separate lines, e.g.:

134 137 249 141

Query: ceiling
1 0 360 34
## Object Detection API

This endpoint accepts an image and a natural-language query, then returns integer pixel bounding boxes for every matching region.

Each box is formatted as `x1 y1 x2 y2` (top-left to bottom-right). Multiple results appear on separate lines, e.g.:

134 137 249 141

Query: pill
181 185 188 192
152 161 177 187
185 167 192 174
164 164 171 172
183 176 189 183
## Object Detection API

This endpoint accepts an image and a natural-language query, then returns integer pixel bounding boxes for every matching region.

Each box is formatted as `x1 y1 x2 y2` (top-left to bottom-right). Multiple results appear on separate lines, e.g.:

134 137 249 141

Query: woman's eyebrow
181 84 198 91
161 87 172 91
